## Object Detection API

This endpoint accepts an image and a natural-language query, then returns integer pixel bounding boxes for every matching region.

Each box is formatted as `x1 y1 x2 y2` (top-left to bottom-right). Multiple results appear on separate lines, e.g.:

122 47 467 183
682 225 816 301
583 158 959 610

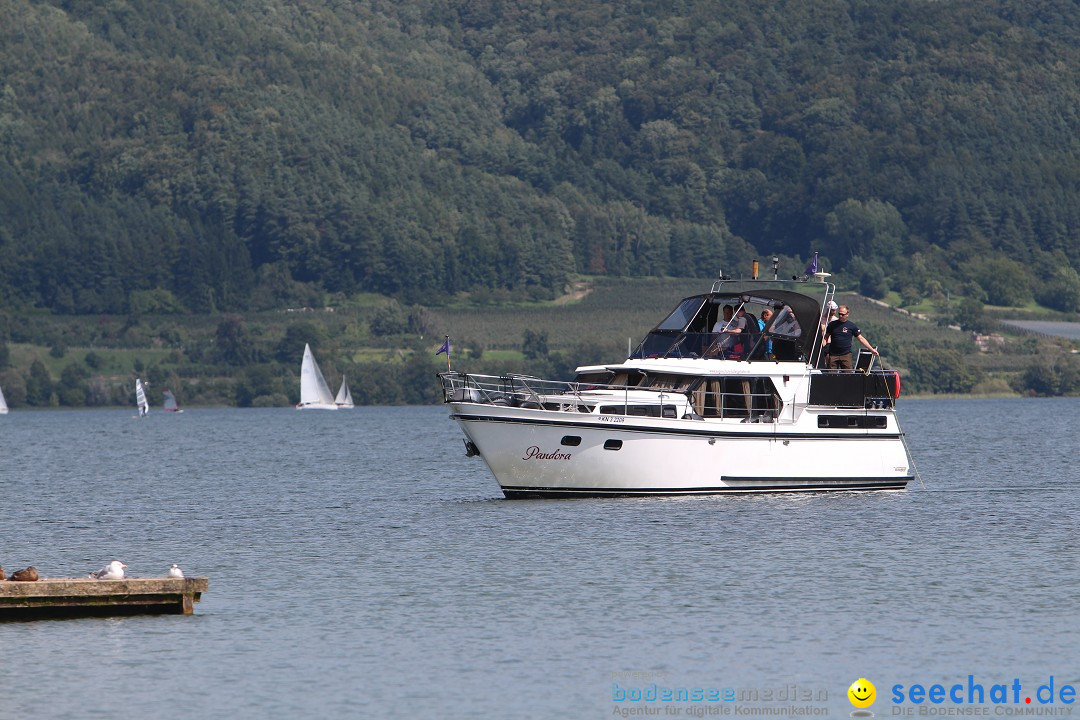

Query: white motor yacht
438 275 912 497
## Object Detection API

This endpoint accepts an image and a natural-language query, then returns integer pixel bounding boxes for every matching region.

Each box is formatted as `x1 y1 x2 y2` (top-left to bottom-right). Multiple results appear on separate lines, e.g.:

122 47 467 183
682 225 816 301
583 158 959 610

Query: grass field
1 275 1075 406
426 277 981 365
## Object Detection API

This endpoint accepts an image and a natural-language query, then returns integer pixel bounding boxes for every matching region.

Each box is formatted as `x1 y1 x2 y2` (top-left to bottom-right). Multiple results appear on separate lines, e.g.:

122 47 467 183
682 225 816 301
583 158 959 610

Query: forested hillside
2 0 1079 316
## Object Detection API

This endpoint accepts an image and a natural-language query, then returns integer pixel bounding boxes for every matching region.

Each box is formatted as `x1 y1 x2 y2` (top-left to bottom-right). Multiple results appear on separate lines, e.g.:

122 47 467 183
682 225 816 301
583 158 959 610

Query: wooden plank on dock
0 577 209 619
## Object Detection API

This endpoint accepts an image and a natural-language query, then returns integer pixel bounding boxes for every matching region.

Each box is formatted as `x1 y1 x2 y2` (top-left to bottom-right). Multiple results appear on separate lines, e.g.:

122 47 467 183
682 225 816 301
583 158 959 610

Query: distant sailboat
0 383 8 414
162 389 183 413
135 378 150 417
297 343 338 410
335 376 354 409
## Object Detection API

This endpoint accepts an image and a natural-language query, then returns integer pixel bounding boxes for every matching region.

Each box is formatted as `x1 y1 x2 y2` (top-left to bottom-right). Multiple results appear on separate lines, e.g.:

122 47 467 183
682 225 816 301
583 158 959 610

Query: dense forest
1 0 1079 315
0 0 1078 407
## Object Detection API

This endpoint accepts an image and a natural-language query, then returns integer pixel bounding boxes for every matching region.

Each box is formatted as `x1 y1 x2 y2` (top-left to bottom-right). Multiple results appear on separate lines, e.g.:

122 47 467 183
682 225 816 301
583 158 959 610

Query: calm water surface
1 399 1077 719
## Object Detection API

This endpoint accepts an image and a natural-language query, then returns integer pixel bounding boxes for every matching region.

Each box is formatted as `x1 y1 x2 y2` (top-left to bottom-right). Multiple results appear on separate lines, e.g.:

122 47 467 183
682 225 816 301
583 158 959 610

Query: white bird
89 560 128 580
167 564 184 579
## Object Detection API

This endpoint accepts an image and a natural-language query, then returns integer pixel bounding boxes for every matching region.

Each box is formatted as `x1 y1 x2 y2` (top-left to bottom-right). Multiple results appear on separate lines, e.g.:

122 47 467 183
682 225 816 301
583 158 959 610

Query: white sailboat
135 378 150 417
162 389 183 413
335 376 354 409
297 343 338 410
0 383 8 414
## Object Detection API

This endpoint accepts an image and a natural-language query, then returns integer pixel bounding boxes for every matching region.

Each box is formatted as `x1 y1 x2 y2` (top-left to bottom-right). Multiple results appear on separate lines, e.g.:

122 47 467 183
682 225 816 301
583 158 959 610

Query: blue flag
803 252 819 277
436 338 450 356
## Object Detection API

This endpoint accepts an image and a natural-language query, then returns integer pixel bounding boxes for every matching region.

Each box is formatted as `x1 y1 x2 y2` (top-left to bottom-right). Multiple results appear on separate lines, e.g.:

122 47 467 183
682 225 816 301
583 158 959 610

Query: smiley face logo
848 678 876 709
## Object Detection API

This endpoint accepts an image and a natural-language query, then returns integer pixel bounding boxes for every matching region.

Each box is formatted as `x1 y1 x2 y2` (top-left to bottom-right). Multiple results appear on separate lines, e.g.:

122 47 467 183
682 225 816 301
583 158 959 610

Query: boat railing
438 371 780 421
440 371 691 412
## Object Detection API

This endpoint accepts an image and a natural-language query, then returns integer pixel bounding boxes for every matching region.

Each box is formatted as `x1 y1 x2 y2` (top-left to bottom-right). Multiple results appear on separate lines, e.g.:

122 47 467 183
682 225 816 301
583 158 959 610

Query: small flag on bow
436 336 450 371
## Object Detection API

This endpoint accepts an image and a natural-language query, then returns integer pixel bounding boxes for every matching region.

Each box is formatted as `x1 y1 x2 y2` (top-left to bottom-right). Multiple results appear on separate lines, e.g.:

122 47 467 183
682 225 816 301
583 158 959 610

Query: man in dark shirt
822 305 878 370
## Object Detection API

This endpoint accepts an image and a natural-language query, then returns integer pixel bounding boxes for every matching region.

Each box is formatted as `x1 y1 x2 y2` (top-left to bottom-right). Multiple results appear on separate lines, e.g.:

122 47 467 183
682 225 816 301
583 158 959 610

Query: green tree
1014 356 1080 396
57 363 90 406
825 199 906 262
907 349 980 394
235 365 280 407
0 369 26 407
129 288 185 315
214 315 256 366
276 322 323 364
408 306 432 337
951 297 990 333
967 257 1032 307
1034 267 1080 313
369 301 409 336
846 256 889 299
522 329 549 359
25 360 53 406
399 352 443 405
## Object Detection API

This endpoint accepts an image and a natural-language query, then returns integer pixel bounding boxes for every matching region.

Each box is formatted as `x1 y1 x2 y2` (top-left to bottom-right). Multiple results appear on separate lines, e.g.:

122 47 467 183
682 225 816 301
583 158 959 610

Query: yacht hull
451 404 911 497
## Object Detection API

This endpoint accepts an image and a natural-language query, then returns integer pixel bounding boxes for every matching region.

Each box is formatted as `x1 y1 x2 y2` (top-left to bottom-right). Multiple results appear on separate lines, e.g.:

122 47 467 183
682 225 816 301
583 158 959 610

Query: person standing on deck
759 307 774 357
822 305 878 370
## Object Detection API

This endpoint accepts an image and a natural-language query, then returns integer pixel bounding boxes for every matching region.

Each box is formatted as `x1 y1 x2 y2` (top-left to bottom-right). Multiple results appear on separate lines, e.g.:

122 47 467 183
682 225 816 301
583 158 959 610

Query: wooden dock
0 577 208 619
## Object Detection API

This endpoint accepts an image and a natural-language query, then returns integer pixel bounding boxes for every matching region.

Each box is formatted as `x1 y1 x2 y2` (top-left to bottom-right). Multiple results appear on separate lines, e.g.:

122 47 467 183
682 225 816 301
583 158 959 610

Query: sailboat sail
297 343 337 409
162 389 182 412
0 383 8 414
135 379 150 417
335 376 354 409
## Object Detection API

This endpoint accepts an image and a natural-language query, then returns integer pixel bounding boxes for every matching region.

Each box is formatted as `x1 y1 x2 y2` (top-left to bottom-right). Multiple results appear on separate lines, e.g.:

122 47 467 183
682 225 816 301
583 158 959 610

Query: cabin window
817 415 888 429
561 436 582 446
690 376 782 420
604 439 623 451
639 374 702 392
607 371 645 388
574 371 612 387
543 402 593 412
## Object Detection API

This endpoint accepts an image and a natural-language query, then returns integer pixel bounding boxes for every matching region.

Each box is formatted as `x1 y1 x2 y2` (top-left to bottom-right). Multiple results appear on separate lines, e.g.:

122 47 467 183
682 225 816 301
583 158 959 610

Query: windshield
656 297 706 331
768 305 802 339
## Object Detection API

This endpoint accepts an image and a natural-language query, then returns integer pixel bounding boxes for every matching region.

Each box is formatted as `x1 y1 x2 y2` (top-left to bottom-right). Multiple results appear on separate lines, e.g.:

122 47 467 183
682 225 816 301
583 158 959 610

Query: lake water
1 399 1077 719
999 319 1080 340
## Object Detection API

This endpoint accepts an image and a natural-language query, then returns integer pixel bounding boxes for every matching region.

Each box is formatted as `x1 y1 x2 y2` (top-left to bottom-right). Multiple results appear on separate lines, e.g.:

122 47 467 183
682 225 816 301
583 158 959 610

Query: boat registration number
599 415 625 423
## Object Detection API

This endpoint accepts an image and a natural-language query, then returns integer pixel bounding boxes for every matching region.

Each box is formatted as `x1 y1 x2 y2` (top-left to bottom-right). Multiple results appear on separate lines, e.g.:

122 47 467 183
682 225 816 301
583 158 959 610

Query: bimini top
629 279 834 365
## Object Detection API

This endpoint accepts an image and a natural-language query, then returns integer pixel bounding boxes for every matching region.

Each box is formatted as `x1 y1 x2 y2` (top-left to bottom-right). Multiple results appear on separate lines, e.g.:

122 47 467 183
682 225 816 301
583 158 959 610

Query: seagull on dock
89 561 127 580
167 564 184 579
9 566 39 582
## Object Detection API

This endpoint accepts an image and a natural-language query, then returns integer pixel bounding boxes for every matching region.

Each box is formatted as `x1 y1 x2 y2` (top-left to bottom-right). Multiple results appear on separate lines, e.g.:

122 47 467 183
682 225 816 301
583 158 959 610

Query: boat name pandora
523 446 573 461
